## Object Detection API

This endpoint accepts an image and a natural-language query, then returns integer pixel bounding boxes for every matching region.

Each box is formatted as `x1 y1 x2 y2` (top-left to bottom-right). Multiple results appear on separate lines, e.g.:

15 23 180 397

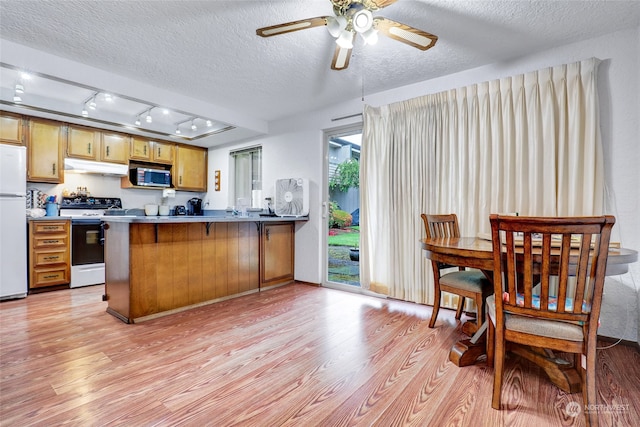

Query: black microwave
130 167 171 187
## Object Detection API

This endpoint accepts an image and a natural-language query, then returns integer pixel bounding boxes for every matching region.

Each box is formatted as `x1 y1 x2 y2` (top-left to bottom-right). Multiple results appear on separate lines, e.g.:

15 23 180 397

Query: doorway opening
326 129 361 287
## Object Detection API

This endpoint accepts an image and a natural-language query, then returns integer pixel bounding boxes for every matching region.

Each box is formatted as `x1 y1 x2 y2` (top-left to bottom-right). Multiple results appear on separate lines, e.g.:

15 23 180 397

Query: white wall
205 131 324 284
224 26 639 342
31 173 205 213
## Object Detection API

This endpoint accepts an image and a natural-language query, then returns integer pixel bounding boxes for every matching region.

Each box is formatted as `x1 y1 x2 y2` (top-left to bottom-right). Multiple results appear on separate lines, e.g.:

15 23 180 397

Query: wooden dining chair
486 214 615 427
421 214 492 329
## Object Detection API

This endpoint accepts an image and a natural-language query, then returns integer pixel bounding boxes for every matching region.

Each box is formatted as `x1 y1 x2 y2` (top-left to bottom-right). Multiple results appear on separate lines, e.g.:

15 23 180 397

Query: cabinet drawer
33 234 68 249
32 222 68 234
34 250 68 266
32 267 69 288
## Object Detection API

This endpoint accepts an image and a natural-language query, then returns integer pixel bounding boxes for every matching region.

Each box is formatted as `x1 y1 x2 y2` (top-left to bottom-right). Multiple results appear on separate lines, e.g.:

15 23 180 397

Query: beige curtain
360 58 604 304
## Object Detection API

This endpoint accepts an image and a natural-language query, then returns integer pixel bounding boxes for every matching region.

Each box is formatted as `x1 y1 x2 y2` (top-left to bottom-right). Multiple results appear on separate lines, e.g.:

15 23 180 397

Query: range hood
64 158 128 176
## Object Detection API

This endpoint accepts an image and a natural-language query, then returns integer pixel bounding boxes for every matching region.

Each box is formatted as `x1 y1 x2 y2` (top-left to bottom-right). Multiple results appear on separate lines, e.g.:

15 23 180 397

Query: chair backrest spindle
490 215 614 327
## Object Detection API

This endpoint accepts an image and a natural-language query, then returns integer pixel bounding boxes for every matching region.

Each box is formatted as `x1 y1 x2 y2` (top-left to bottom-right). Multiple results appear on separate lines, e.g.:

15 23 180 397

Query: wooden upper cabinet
130 136 151 161
0 112 24 145
67 125 100 160
101 132 129 164
27 118 65 183
130 137 174 164
174 145 207 192
67 125 128 164
152 140 174 164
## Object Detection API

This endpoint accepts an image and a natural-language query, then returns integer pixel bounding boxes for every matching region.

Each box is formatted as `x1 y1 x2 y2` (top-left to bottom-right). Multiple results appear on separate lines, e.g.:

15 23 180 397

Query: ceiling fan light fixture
326 15 347 38
14 83 24 94
361 27 379 45
353 9 373 33
13 93 22 103
81 108 88 117
336 29 354 49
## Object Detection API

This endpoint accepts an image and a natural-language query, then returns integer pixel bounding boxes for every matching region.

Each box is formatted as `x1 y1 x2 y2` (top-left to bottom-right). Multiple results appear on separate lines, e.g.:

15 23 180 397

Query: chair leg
474 292 484 328
429 290 442 328
455 296 465 320
583 344 599 427
486 313 494 368
491 326 505 409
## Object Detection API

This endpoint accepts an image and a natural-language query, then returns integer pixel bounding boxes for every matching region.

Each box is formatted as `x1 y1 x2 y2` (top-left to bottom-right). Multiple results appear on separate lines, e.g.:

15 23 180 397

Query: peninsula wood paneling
107 222 260 321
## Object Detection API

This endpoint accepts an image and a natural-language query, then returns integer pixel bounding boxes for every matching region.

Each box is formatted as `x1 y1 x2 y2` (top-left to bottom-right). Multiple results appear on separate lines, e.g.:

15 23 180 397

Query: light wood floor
1 283 638 426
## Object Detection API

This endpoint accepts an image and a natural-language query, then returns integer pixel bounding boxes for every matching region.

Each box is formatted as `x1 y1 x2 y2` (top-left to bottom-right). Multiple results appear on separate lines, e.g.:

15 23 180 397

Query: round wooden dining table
421 236 638 393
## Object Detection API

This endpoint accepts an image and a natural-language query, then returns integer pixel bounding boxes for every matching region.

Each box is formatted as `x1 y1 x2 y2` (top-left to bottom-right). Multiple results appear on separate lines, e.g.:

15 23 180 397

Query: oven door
71 220 104 265
70 219 105 288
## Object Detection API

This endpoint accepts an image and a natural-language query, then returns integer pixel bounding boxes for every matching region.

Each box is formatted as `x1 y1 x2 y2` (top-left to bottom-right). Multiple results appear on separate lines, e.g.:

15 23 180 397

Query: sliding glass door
324 126 361 288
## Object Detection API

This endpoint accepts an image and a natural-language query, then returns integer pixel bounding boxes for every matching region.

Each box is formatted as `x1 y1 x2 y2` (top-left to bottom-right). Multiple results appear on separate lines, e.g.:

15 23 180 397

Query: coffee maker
187 198 203 216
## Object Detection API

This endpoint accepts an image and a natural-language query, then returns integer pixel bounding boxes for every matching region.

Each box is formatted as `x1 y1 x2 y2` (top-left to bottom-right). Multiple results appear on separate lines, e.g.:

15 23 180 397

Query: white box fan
275 178 309 217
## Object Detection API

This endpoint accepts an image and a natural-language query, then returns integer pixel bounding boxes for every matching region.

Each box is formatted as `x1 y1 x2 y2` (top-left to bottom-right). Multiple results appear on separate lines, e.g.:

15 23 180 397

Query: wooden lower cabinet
28 220 70 289
105 221 260 322
261 222 295 288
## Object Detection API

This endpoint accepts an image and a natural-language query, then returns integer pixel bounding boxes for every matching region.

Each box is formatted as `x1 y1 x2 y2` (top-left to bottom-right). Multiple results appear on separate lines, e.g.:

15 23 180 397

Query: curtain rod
331 113 363 122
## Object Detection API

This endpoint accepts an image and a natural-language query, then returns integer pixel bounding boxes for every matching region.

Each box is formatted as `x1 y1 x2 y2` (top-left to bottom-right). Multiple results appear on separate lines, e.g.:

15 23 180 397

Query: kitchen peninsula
103 214 306 323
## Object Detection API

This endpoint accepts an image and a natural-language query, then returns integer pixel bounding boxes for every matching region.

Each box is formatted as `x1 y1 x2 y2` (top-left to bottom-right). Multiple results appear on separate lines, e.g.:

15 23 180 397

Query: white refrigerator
0 144 28 300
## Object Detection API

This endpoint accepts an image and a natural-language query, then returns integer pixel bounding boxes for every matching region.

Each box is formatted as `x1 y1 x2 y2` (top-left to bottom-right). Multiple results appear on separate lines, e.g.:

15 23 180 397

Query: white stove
59 197 122 288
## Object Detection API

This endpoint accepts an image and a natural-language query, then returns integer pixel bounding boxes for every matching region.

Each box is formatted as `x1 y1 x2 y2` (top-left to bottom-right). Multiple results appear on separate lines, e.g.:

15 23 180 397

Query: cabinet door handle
143 145 147 155
266 228 270 241
106 146 110 157
52 163 56 175
88 142 92 154
158 147 161 157
179 176 182 185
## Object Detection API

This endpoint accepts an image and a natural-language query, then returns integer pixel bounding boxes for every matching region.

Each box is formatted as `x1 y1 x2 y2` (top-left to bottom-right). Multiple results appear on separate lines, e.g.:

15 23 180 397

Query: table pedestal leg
449 321 487 366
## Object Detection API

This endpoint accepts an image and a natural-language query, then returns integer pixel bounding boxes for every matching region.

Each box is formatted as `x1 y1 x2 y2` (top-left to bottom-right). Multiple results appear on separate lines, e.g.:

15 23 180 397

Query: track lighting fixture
4 63 224 140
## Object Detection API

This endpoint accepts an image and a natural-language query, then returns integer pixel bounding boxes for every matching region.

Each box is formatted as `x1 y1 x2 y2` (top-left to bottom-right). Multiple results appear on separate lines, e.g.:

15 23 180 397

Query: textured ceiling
1 0 640 144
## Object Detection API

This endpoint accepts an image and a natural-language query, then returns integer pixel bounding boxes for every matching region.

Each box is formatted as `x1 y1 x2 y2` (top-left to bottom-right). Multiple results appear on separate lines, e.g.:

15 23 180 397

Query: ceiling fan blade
374 17 438 51
331 38 355 70
362 0 399 10
257 16 329 37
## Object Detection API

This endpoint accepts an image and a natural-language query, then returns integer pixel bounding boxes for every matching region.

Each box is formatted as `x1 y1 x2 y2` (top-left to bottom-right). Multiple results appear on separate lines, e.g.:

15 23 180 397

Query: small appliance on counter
187 198 203 216
174 205 187 216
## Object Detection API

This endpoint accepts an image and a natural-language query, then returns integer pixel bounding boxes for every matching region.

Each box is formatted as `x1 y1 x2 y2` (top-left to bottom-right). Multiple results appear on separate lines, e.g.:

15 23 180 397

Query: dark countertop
102 213 308 223
28 216 70 221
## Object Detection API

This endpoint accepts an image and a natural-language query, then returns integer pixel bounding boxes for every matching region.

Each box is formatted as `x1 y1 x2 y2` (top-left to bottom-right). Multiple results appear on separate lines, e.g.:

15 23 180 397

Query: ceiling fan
256 0 438 71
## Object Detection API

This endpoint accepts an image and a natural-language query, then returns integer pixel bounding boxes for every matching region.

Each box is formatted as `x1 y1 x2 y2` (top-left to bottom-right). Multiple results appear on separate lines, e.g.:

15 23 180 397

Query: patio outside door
324 127 361 288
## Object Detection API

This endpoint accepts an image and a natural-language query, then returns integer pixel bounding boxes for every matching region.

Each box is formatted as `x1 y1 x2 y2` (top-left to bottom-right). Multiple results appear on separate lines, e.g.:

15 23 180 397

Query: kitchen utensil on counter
45 202 59 216
144 204 159 216
174 205 187 216
187 198 203 216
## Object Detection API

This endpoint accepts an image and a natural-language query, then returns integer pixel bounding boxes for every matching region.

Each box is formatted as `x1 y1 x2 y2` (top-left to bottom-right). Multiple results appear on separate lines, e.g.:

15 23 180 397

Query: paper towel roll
251 190 262 209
